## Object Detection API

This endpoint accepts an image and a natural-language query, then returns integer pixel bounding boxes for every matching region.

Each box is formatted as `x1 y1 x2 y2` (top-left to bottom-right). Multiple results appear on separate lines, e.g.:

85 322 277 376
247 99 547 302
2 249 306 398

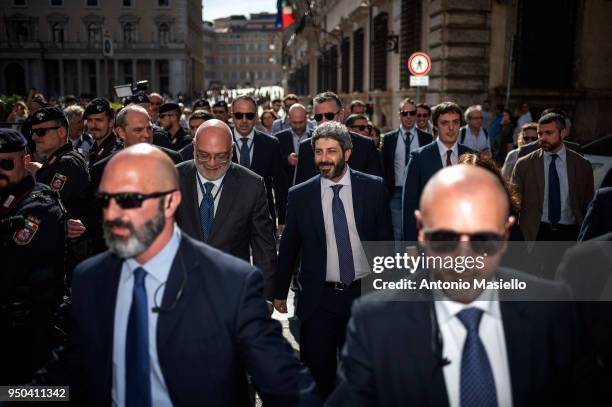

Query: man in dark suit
294 92 382 185
402 101 474 242
230 95 287 234
276 103 312 190
517 108 583 159
178 109 214 161
328 165 585 406
175 120 277 306
381 97 433 241
34 144 320 406
274 122 393 399
577 186 612 241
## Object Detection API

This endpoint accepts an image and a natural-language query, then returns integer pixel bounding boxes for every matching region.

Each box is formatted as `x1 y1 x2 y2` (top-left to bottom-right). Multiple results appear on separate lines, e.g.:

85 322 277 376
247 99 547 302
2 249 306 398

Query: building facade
283 0 612 142
0 0 204 99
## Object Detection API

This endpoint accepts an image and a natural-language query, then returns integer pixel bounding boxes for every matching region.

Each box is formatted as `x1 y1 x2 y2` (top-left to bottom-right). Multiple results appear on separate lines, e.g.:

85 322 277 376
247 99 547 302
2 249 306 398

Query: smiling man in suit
328 165 584 406
34 144 320 406
175 120 277 306
274 121 393 399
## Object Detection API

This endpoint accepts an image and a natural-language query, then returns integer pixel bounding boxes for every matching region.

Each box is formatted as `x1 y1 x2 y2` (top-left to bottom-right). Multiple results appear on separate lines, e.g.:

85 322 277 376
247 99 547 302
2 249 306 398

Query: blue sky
203 0 277 21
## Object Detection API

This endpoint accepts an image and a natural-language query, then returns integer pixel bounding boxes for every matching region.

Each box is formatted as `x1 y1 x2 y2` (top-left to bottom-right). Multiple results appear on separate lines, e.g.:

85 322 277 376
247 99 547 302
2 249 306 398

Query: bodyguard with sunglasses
328 165 584 407
0 129 67 385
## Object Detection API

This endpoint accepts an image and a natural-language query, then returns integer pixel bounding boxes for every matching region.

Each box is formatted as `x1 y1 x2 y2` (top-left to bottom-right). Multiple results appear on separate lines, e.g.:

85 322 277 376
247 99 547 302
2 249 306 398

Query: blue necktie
457 308 497 407
199 182 215 241
126 267 152 407
240 137 250 168
331 185 355 285
548 154 561 225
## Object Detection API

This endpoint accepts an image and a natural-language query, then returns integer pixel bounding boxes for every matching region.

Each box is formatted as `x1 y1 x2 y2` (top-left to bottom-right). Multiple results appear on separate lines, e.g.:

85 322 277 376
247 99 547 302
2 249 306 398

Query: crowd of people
0 87 610 406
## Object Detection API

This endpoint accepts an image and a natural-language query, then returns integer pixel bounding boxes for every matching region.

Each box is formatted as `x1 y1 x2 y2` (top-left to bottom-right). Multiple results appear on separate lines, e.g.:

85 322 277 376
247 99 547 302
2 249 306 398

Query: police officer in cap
85 97 123 167
0 129 67 384
158 102 192 151
193 98 211 112
123 93 172 149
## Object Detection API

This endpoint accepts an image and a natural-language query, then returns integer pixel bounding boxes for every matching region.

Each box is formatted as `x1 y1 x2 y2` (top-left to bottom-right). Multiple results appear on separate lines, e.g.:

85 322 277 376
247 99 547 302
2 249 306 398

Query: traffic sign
407 52 431 76
410 76 429 87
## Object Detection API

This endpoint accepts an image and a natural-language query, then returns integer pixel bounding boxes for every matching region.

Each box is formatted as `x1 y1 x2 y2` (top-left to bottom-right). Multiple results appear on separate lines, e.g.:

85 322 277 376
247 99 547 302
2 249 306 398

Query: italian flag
275 0 295 30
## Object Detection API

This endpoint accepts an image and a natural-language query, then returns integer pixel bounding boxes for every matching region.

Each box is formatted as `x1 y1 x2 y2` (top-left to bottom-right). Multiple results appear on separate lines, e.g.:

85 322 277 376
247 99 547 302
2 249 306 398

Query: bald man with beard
327 165 586 407
34 144 320 406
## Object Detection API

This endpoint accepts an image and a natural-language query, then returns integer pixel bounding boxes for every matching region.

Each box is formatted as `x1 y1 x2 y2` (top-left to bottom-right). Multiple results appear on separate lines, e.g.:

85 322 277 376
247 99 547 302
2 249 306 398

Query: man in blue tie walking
274 121 393 399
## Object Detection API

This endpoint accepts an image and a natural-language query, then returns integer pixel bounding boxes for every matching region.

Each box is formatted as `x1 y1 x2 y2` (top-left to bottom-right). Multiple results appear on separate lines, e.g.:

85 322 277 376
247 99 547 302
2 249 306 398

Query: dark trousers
535 222 578 279
299 284 360 399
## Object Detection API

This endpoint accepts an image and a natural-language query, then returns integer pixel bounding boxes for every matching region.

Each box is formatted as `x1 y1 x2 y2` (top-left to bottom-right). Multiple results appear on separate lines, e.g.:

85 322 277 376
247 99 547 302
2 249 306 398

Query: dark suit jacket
402 142 475 241
327 268 584 407
294 132 383 185
381 128 433 192
232 130 287 224
175 161 277 300
600 166 612 189
275 170 393 321
518 139 583 158
277 128 312 188
577 187 612 241
511 148 594 241
179 142 194 162
35 233 320 406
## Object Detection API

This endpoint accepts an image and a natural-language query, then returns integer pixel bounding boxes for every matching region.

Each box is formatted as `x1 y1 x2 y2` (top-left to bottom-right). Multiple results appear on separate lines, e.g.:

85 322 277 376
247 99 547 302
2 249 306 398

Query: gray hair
115 105 150 128
311 121 353 151
63 104 84 124
464 105 482 121
313 91 342 111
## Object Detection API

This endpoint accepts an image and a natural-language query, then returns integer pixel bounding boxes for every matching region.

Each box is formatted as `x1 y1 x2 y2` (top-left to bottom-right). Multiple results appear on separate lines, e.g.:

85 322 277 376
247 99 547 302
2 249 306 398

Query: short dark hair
232 95 257 111
345 114 369 127
189 110 213 123
416 103 431 115
313 92 342 111
311 121 353 152
431 101 463 127
538 113 566 130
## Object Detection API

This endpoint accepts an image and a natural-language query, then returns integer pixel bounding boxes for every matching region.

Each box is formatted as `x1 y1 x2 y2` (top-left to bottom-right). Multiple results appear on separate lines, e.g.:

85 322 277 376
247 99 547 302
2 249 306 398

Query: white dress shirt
541 145 575 224
394 126 421 186
112 224 181 407
436 138 460 167
196 169 226 216
233 128 254 164
320 166 370 281
462 127 491 153
434 287 513 407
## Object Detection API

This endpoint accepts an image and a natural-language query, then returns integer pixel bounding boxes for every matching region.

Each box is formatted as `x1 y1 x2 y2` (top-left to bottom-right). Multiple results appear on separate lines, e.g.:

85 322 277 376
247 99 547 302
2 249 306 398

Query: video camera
113 80 149 98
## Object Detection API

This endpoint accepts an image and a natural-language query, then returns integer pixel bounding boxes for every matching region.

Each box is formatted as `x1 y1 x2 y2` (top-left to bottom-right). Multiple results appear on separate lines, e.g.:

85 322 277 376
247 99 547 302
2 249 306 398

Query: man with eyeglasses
345 114 372 138
459 105 491 158
158 102 192 151
328 165 584 406
0 128 67 385
175 119 277 309
294 92 382 185
85 98 123 168
33 144 320 406
230 95 287 235
381 98 433 242
147 92 163 122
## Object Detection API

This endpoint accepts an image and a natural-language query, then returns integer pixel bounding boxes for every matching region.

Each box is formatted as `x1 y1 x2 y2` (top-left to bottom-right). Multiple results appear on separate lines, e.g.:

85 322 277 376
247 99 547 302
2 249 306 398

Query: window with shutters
353 29 364 92
400 0 422 89
371 12 388 91
341 37 350 93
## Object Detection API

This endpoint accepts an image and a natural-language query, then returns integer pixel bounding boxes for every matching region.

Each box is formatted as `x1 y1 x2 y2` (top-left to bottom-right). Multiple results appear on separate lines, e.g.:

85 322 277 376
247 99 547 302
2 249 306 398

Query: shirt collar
435 283 501 325
543 144 566 161
320 165 352 189
400 125 416 140
196 167 225 188
123 223 182 284
436 138 459 156
234 128 254 141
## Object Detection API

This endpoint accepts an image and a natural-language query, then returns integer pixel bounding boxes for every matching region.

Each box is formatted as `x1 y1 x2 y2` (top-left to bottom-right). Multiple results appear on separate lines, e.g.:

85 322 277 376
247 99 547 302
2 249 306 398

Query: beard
103 200 166 259
317 156 347 180
539 138 562 152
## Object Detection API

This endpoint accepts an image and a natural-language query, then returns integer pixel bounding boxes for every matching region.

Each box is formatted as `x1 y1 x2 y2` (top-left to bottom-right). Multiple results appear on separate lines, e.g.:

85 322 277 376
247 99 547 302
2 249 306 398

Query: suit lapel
566 150 577 211
309 176 327 247
535 150 546 209
185 163 203 239
499 301 531 407
350 171 366 239
208 164 239 239
250 132 263 172
100 256 123 399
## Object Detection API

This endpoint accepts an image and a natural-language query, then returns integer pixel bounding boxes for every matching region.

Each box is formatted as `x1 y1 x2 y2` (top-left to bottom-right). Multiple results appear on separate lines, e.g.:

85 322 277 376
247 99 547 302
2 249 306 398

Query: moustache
103 218 135 233
317 162 334 168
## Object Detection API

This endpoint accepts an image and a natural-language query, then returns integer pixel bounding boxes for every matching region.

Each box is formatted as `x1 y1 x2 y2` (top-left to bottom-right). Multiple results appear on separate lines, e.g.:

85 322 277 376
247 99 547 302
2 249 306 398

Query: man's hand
274 299 288 313
67 218 86 239
288 153 298 167
277 224 285 238
26 161 43 176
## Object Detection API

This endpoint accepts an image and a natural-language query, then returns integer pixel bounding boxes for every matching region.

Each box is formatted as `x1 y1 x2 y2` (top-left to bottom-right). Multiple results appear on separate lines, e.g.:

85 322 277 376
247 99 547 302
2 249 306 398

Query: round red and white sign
407 52 431 76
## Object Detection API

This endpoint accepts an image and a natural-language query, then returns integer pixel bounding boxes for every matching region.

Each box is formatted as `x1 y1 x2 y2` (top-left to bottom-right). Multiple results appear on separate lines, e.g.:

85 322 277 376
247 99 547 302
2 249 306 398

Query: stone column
76 58 82 96
95 59 101 96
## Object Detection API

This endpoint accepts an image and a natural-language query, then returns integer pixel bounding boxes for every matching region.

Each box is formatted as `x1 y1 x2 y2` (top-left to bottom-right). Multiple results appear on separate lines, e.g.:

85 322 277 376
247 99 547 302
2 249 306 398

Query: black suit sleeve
402 151 421 242
275 189 302 300
376 183 394 241
364 137 383 178
270 138 288 224
578 189 610 241
294 141 315 185
250 176 279 301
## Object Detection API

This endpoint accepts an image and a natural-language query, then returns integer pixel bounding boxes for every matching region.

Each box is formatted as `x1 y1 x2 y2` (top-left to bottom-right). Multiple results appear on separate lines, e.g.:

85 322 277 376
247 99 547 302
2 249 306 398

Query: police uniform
160 102 192 151
0 129 67 384
84 98 123 167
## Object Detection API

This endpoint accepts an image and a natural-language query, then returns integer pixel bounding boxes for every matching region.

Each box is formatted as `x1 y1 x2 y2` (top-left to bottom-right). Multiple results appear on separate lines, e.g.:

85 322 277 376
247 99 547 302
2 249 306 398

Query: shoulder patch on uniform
13 217 40 245
51 172 68 191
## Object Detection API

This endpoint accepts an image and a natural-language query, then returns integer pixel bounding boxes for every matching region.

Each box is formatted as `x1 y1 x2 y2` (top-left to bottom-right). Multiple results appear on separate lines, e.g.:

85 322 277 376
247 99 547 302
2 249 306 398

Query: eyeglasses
416 113 430 118
423 229 505 255
31 126 61 137
96 189 177 209
400 110 417 117
0 158 16 171
233 112 256 120
313 111 338 122
350 125 372 132
158 113 176 119
195 151 231 164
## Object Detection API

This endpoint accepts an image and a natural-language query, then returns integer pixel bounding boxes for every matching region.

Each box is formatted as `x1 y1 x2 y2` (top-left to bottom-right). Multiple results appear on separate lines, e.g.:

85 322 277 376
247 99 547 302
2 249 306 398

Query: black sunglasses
423 229 505 255
400 110 417 117
350 125 372 132
234 112 256 120
416 113 430 118
0 158 16 171
96 189 177 209
313 111 338 122
31 126 61 137
523 137 538 142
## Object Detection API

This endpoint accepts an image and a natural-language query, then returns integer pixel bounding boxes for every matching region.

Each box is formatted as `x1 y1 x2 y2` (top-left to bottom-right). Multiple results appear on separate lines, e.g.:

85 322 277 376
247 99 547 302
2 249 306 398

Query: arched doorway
4 63 26 96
